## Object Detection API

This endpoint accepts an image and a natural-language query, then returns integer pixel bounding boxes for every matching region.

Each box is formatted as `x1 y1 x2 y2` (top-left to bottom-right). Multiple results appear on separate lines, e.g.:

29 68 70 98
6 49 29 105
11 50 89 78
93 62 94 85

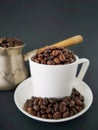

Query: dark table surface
0 1 98 130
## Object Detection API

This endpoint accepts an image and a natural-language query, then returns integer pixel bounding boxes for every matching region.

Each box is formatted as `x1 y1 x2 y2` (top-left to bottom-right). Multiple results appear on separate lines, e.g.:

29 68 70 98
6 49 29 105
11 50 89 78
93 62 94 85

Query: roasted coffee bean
71 88 80 96
69 100 75 107
41 114 47 118
33 105 40 111
33 59 40 63
59 102 67 112
71 108 77 114
38 100 42 106
42 98 48 105
27 108 37 116
62 101 68 106
32 111 37 116
33 98 38 105
40 110 46 114
48 98 56 104
24 88 85 119
53 57 61 64
69 110 74 116
75 106 83 112
46 107 52 113
27 107 32 113
51 108 55 114
23 103 28 111
43 53 49 57
75 98 83 106
37 111 41 117
26 100 33 107
41 60 46 64
40 105 47 110
47 60 55 65
31 96 36 100
48 104 52 107
53 112 61 119
48 113 53 119
63 111 69 118
53 103 59 112
70 58 75 63
44 49 51 54
38 97 43 105
32 47 76 65
38 54 44 58
59 54 65 62
63 98 70 106
52 50 59 56
79 95 84 101
38 56 43 61
27 110 37 116
75 90 80 96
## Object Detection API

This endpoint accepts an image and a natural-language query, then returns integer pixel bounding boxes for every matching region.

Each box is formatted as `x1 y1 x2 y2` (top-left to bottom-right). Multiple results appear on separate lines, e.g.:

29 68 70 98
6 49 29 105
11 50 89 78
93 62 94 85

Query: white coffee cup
29 54 89 98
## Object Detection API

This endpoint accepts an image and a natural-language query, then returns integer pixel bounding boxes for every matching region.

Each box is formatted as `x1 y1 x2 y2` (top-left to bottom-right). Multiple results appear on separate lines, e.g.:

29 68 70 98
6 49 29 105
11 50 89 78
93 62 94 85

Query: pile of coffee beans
31 47 76 65
0 37 24 48
23 88 85 119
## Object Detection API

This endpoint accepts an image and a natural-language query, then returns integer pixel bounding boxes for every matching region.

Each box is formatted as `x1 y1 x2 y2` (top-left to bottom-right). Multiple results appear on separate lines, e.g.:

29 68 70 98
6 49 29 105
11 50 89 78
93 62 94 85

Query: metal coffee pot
0 44 29 90
0 35 83 90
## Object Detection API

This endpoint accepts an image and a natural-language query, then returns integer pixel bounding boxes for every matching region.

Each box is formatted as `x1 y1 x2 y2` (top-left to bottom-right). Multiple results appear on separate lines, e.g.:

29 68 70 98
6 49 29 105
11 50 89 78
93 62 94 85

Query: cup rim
29 53 79 67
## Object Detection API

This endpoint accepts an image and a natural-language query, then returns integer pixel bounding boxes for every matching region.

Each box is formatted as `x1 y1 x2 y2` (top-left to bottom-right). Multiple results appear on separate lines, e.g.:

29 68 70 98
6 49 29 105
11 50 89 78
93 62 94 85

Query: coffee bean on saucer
24 88 85 120
53 112 62 119
63 111 69 118
33 105 40 111
69 100 75 107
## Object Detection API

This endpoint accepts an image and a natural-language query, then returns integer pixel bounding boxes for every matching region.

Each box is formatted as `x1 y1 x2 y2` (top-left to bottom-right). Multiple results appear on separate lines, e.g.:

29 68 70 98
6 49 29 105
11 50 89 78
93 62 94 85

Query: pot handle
24 35 83 61
24 49 37 61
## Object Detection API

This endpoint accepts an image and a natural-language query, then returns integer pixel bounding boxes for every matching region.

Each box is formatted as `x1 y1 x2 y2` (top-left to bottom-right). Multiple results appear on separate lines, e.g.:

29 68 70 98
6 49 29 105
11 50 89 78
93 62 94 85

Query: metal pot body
0 45 28 90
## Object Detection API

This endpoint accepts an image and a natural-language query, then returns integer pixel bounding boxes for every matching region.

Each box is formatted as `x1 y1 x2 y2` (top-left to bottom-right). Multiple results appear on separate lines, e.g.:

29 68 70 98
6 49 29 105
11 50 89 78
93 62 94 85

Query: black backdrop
0 0 98 130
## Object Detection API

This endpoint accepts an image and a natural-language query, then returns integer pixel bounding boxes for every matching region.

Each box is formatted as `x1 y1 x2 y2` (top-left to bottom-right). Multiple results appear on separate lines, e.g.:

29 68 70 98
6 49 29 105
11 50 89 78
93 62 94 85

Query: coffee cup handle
77 58 90 81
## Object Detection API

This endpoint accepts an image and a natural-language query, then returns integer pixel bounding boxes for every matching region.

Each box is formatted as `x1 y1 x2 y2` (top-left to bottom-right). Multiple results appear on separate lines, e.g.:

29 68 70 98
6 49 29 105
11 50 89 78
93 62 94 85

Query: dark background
0 0 98 130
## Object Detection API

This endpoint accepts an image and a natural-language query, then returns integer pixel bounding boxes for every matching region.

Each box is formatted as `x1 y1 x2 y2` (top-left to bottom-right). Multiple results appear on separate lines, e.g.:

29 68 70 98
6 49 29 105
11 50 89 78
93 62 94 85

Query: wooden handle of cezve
24 35 83 61
40 35 83 50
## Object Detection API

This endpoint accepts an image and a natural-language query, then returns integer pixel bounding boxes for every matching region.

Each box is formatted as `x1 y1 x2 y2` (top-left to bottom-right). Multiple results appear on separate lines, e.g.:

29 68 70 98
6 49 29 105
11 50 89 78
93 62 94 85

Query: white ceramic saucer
14 77 93 123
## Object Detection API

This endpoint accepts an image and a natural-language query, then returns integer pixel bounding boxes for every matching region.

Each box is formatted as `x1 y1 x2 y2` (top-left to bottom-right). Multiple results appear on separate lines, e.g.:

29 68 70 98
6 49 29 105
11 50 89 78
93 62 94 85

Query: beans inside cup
31 47 76 65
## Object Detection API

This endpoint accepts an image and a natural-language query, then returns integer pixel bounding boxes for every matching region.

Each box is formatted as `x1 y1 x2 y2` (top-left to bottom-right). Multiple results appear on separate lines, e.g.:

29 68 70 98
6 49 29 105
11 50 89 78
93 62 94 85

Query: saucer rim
14 77 93 123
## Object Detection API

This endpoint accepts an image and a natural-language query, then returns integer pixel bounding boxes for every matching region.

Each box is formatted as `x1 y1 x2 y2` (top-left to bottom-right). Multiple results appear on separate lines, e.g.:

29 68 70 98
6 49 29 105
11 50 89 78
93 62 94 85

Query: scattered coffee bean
42 114 47 118
53 103 59 112
69 100 75 107
33 105 40 111
31 47 76 65
40 110 46 114
42 98 48 105
24 88 85 120
37 112 41 117
48 113 53 119
59 103 67 112
0 37 24 48
27 107 33 114
46 107 52 113
53 112 61 119
40 105 47 110
63 111 69 118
